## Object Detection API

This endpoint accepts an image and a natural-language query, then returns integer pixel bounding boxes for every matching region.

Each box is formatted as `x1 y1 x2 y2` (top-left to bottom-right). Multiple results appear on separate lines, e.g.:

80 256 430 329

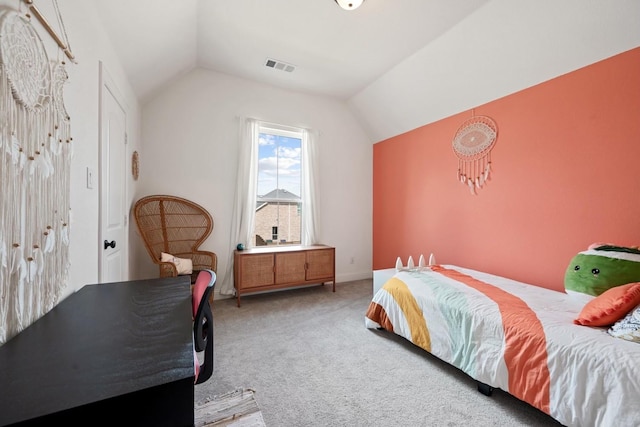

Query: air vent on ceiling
265 58 295 73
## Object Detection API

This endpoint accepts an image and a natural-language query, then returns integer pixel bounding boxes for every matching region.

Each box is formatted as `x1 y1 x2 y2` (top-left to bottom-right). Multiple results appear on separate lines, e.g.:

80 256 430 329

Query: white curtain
301 129 319 245
220 117 259 296
220 118 320 296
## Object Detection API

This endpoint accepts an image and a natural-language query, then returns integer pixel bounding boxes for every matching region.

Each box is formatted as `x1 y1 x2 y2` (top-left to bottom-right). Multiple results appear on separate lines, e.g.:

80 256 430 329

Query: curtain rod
238 116 319 135
23 0 76 63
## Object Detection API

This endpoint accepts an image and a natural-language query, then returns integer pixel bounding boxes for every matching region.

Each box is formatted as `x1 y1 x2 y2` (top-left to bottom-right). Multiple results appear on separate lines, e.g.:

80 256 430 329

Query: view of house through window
254 124 302 246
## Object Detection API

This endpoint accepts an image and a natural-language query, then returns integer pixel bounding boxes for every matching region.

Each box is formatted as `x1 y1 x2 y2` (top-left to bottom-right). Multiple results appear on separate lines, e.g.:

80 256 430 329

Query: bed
365 264 640 427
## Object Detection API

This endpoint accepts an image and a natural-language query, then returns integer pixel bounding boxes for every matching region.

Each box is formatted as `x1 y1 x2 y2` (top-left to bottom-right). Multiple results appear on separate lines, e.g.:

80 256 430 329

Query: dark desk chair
192 269 216 385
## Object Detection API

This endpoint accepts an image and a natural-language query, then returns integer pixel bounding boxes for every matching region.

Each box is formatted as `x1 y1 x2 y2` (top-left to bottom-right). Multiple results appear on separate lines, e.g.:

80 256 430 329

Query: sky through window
257 132 302 197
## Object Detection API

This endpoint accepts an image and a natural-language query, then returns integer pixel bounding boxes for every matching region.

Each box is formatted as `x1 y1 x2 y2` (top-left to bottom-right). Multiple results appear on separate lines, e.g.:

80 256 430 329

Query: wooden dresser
233 245 335 306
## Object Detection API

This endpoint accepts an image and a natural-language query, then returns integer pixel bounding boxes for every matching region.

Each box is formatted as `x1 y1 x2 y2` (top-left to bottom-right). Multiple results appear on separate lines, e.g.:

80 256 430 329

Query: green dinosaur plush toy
564 244 640 304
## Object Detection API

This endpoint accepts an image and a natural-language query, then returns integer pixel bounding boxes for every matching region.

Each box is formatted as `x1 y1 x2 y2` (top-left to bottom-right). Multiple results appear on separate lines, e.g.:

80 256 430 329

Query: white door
99 62 128 283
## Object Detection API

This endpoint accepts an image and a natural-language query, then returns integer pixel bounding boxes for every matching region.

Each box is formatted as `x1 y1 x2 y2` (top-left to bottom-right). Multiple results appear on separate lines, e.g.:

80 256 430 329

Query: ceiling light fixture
334 0 364 11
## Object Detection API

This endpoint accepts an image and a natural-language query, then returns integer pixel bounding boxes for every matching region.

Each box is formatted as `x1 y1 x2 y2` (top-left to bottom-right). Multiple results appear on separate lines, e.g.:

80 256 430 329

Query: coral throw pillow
574 282 640 326
160 252 193 275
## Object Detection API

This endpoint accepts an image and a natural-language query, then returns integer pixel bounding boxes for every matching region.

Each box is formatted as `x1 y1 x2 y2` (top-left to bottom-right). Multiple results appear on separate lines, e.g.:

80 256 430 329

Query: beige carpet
195 388 266 427
196 280 562 426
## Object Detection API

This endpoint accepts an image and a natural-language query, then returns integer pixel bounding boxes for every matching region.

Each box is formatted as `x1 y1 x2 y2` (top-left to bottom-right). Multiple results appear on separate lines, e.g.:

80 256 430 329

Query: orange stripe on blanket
365 302 394 332
382 277 431 352
431 266 551 414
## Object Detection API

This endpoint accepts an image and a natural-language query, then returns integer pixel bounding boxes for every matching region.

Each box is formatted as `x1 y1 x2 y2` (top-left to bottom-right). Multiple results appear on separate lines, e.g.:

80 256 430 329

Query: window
254 124 303 246
224 118 317 295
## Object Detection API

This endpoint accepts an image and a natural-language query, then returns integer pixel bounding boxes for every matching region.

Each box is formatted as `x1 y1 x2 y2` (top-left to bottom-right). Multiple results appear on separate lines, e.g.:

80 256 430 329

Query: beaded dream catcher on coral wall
452 113 498 195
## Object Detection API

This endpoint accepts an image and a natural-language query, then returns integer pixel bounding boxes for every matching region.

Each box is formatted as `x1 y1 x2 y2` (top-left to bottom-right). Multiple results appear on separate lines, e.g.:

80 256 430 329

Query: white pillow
160 252 193 275
608 303 640 343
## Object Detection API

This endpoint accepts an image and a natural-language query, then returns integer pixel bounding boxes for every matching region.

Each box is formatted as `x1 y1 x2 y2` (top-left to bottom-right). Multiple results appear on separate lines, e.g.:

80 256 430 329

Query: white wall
350 0 640 142
137 68 373 296
0 0 140 299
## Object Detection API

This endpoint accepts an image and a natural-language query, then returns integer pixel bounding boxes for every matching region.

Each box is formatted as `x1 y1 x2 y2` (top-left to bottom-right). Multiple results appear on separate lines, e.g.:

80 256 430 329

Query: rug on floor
195 388 266 427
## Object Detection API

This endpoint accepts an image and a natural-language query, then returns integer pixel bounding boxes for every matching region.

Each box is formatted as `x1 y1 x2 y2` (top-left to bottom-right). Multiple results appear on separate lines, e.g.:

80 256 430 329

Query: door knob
104 240 116 250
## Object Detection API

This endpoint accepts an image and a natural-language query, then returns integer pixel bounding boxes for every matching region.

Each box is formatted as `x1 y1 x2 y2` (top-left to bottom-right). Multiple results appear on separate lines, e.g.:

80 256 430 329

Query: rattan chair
133 195 217 285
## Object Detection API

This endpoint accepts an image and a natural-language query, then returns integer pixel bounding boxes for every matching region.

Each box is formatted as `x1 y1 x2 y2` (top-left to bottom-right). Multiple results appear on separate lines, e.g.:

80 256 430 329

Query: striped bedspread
365 265 640 427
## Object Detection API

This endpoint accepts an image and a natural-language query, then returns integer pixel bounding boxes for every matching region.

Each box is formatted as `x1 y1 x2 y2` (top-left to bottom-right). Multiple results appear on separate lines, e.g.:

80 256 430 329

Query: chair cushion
161 252 193 275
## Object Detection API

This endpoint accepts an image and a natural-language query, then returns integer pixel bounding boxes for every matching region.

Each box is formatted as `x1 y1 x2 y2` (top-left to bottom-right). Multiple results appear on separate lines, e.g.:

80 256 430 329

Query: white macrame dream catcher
0 7 73 344
452 114 498 195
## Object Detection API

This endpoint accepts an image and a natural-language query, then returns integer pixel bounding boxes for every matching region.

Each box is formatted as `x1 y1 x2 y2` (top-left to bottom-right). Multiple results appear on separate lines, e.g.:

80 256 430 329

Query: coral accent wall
373 47 640 292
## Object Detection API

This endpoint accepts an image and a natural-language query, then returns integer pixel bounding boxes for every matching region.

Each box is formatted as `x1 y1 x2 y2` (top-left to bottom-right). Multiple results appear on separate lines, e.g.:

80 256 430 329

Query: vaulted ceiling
92 1 640 142
92 0 489 102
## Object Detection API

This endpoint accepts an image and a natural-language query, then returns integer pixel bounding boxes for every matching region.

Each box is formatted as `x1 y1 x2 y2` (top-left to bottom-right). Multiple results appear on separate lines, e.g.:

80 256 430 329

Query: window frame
254 123 304 247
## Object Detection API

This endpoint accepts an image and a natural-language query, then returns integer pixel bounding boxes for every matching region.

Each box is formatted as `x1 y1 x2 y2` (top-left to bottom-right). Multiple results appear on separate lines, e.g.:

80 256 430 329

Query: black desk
0 276 194 426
